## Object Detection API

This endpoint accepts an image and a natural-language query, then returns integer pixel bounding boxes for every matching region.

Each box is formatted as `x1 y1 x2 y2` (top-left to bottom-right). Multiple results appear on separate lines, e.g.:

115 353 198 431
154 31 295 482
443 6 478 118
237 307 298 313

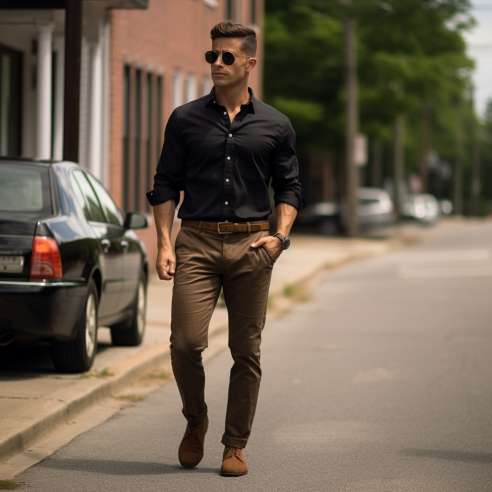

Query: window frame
85 172 125 228
70 169 107 224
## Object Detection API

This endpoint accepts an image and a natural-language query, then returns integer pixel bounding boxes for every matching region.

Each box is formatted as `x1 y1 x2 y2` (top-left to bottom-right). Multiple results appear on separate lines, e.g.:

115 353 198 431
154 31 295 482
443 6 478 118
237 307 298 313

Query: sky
466 1 492 116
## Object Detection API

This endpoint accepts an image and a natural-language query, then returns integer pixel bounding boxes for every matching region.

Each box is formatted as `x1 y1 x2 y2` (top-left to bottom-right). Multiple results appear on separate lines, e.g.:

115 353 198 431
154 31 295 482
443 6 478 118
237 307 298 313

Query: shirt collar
205 87 256 114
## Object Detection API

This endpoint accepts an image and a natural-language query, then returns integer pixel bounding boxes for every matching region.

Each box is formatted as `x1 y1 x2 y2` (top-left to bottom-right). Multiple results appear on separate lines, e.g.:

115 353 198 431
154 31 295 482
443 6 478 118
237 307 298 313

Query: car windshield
0 164 52 217
358 197 380 206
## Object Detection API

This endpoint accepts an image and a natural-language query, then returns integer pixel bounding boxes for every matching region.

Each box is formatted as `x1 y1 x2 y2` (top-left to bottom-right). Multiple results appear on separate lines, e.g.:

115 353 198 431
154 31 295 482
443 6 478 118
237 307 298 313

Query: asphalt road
18 220 492 491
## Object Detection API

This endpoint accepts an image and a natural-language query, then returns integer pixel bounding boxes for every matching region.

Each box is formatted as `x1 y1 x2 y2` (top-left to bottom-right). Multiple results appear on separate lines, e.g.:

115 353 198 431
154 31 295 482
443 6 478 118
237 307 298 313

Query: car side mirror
124 212 148 230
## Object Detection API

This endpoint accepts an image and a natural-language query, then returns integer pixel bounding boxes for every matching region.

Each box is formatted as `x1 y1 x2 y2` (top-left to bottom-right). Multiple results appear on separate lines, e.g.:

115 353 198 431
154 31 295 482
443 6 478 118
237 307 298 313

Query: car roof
0 156 78 168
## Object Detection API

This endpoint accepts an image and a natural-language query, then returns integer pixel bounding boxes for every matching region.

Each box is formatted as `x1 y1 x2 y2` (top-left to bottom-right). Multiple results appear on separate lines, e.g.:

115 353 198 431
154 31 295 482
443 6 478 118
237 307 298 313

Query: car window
0 164 52 216
85 174 124 227
71 170 106 223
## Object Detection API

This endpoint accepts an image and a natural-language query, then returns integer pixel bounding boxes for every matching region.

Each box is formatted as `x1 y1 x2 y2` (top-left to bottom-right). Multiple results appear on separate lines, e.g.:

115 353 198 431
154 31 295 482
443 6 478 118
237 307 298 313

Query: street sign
354 133 367 166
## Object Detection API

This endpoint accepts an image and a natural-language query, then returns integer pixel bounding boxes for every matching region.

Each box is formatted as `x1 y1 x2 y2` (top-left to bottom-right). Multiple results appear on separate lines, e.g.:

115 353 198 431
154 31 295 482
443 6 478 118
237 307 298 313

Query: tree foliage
264 0 476 192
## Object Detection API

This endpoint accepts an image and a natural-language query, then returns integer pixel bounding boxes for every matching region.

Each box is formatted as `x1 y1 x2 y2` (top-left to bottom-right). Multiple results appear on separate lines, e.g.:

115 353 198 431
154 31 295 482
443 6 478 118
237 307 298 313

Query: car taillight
30 236 63 280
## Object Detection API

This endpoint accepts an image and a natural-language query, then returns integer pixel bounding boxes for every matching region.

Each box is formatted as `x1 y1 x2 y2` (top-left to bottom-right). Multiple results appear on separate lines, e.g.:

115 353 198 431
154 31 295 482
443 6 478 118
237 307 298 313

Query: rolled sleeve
271 119 303 211
146 110 185 207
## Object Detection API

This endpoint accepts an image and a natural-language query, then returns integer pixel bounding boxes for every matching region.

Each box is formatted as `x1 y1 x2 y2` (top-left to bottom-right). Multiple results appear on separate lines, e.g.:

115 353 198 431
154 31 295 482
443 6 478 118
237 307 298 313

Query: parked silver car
403 193 440 225
296 187 396 234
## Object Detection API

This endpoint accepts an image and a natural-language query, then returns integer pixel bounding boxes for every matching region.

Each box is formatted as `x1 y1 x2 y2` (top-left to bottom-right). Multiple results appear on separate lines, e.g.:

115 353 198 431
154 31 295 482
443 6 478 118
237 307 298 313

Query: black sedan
0 157 149 373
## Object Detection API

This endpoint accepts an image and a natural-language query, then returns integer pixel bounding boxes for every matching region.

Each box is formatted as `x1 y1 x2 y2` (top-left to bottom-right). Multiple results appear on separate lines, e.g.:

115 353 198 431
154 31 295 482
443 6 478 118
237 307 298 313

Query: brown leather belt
182 220 270 234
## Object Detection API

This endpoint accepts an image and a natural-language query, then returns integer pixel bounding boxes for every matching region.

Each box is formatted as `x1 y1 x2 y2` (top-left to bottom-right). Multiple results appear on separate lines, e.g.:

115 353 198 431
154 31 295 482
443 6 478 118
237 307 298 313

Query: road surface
18 220 492 491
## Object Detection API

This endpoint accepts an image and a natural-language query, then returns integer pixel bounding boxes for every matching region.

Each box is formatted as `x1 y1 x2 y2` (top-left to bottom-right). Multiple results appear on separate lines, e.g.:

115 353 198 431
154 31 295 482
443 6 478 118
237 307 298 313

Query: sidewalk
0 221 442 478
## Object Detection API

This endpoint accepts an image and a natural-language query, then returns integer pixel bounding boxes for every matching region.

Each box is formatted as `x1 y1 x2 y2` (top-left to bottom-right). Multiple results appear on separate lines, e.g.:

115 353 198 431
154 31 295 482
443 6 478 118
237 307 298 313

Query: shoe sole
220 470 248 477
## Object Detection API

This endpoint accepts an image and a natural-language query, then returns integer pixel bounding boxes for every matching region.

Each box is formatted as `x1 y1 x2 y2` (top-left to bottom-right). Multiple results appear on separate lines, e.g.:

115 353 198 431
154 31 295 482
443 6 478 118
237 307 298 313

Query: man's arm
275 202 298 237
251 118 302 256
146 109 185 280
153 200 177 280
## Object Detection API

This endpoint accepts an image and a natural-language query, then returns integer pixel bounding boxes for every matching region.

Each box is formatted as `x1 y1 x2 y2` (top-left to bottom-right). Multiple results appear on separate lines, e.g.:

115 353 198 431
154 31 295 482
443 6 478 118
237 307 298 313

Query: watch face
283 237 291 250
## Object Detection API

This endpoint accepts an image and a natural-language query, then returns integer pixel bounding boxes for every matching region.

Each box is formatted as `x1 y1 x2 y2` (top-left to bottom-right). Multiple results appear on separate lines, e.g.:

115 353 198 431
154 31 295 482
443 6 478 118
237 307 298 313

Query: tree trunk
393 115 405 218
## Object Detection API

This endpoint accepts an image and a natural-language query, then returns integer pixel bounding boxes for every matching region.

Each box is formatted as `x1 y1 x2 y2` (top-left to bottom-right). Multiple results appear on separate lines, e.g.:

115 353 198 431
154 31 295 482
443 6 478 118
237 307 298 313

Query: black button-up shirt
146 88 302 221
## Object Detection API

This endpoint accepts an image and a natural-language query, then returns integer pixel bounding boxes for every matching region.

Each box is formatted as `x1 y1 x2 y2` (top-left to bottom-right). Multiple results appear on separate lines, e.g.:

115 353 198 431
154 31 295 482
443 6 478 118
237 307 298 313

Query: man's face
209 37 256 88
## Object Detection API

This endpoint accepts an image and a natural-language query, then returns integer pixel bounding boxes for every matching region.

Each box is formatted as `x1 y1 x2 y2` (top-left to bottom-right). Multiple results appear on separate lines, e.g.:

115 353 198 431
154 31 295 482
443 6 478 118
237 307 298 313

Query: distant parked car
438 199 453 216
296 187 395 234
403 193 440 225
0 157 149 373
294 200 341 235
342 187 395 231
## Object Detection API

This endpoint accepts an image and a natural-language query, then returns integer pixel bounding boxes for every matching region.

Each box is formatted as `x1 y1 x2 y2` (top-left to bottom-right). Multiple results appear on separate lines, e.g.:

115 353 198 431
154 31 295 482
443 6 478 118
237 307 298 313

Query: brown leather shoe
220 446 248 477
178 416 208 468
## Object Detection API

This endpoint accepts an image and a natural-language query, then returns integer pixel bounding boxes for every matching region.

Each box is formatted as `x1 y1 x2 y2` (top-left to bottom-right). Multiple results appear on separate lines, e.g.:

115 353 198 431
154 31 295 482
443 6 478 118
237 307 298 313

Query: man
146 21 302 477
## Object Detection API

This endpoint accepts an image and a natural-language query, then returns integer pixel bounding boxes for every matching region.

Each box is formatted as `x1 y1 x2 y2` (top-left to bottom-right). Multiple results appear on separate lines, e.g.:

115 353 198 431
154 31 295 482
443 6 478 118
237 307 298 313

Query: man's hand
156 246 176 280
250 235 282 260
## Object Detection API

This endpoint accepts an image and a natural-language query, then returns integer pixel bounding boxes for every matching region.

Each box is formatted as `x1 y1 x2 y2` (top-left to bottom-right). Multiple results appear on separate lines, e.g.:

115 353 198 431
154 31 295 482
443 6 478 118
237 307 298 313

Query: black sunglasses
205 50 236 65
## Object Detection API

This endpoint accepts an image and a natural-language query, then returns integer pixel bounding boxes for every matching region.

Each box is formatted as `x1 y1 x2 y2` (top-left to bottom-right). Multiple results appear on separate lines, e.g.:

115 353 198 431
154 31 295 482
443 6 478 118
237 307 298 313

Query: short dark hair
210 21 257 57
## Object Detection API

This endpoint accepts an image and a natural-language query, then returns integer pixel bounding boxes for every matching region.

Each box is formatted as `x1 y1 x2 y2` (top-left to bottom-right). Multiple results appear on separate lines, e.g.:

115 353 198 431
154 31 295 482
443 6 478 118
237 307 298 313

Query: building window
123 65 131 212
156 74 163 165
0 44 23 157
250 0 257 25
134 68 142 212
145 72 152 212
122 64 164 213
172 70 183 110
185 74 197 103
202 75 213 96
225 0 234 20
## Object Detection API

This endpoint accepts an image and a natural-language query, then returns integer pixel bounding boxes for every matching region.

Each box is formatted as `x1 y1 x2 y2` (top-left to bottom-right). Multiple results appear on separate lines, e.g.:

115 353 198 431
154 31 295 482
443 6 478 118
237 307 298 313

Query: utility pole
471 123 481 216
371 139 382 188
453 121 464 216
393 114 405 218
343 10 359 236
419 104 431 192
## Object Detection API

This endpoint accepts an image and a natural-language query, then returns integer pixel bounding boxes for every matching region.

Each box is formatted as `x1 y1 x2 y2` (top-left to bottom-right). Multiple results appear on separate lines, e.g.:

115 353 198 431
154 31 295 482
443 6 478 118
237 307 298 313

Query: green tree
264 0 477 209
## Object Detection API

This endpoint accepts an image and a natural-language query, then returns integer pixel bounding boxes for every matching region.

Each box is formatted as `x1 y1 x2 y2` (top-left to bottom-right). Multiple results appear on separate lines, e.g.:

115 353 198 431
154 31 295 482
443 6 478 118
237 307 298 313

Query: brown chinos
170 224 278 449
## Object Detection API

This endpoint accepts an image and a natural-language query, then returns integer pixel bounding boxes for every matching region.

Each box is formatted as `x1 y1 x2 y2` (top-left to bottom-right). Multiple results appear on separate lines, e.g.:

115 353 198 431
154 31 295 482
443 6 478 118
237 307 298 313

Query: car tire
51 280 99 373
110 274 147 347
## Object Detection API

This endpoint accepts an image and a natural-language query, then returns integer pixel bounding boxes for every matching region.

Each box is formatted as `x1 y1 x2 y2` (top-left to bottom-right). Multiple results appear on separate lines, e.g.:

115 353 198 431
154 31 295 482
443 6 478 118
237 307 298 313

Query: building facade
0 0 264 261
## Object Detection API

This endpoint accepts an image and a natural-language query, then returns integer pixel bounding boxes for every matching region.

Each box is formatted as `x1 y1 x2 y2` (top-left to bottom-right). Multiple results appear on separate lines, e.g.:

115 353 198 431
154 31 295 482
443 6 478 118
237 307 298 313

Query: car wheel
110 274 147 346
51 280 99 373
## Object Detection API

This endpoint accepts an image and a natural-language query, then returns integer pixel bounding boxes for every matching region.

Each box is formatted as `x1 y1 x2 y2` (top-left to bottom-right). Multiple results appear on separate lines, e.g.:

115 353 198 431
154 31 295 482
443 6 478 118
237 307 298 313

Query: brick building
0 0 264 262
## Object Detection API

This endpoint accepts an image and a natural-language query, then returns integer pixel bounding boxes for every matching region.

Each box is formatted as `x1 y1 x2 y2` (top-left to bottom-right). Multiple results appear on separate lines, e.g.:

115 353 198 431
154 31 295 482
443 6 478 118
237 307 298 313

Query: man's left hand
250 235 282 260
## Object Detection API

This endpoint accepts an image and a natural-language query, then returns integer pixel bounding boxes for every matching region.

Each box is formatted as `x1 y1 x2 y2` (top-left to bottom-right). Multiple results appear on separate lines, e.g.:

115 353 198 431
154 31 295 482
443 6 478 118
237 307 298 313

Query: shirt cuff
146 189 180 207
274 191 304 211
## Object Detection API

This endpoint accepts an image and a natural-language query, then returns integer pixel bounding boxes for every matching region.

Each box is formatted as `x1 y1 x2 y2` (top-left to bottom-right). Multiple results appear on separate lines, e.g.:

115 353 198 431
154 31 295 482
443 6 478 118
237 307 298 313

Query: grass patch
143 370 170 381
114 394 145 403
77 367 114 379
0 480 22 490
282 283 311 303
95 368 114 378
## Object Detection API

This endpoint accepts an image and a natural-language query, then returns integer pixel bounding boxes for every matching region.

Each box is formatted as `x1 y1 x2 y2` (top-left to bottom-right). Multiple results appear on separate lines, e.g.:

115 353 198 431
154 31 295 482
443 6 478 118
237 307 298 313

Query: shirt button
223 111 227 116
226 156 231 160
228 133 233 138
225 178 230 183
224 201 229 205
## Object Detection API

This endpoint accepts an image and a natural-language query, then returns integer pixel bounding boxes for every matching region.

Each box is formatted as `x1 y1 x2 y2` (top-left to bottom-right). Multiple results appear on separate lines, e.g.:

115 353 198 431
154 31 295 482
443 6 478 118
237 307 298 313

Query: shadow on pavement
0 340 112 378
37 457 219 475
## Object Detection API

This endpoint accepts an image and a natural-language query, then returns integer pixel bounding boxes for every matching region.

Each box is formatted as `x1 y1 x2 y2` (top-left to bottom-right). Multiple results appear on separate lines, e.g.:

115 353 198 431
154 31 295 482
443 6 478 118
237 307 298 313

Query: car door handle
120 240 129 251
101 239 111 253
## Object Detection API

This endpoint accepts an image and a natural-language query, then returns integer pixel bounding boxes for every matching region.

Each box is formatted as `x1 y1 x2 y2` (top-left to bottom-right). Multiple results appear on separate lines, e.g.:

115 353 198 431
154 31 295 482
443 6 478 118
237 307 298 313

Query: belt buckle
217 221 233 234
